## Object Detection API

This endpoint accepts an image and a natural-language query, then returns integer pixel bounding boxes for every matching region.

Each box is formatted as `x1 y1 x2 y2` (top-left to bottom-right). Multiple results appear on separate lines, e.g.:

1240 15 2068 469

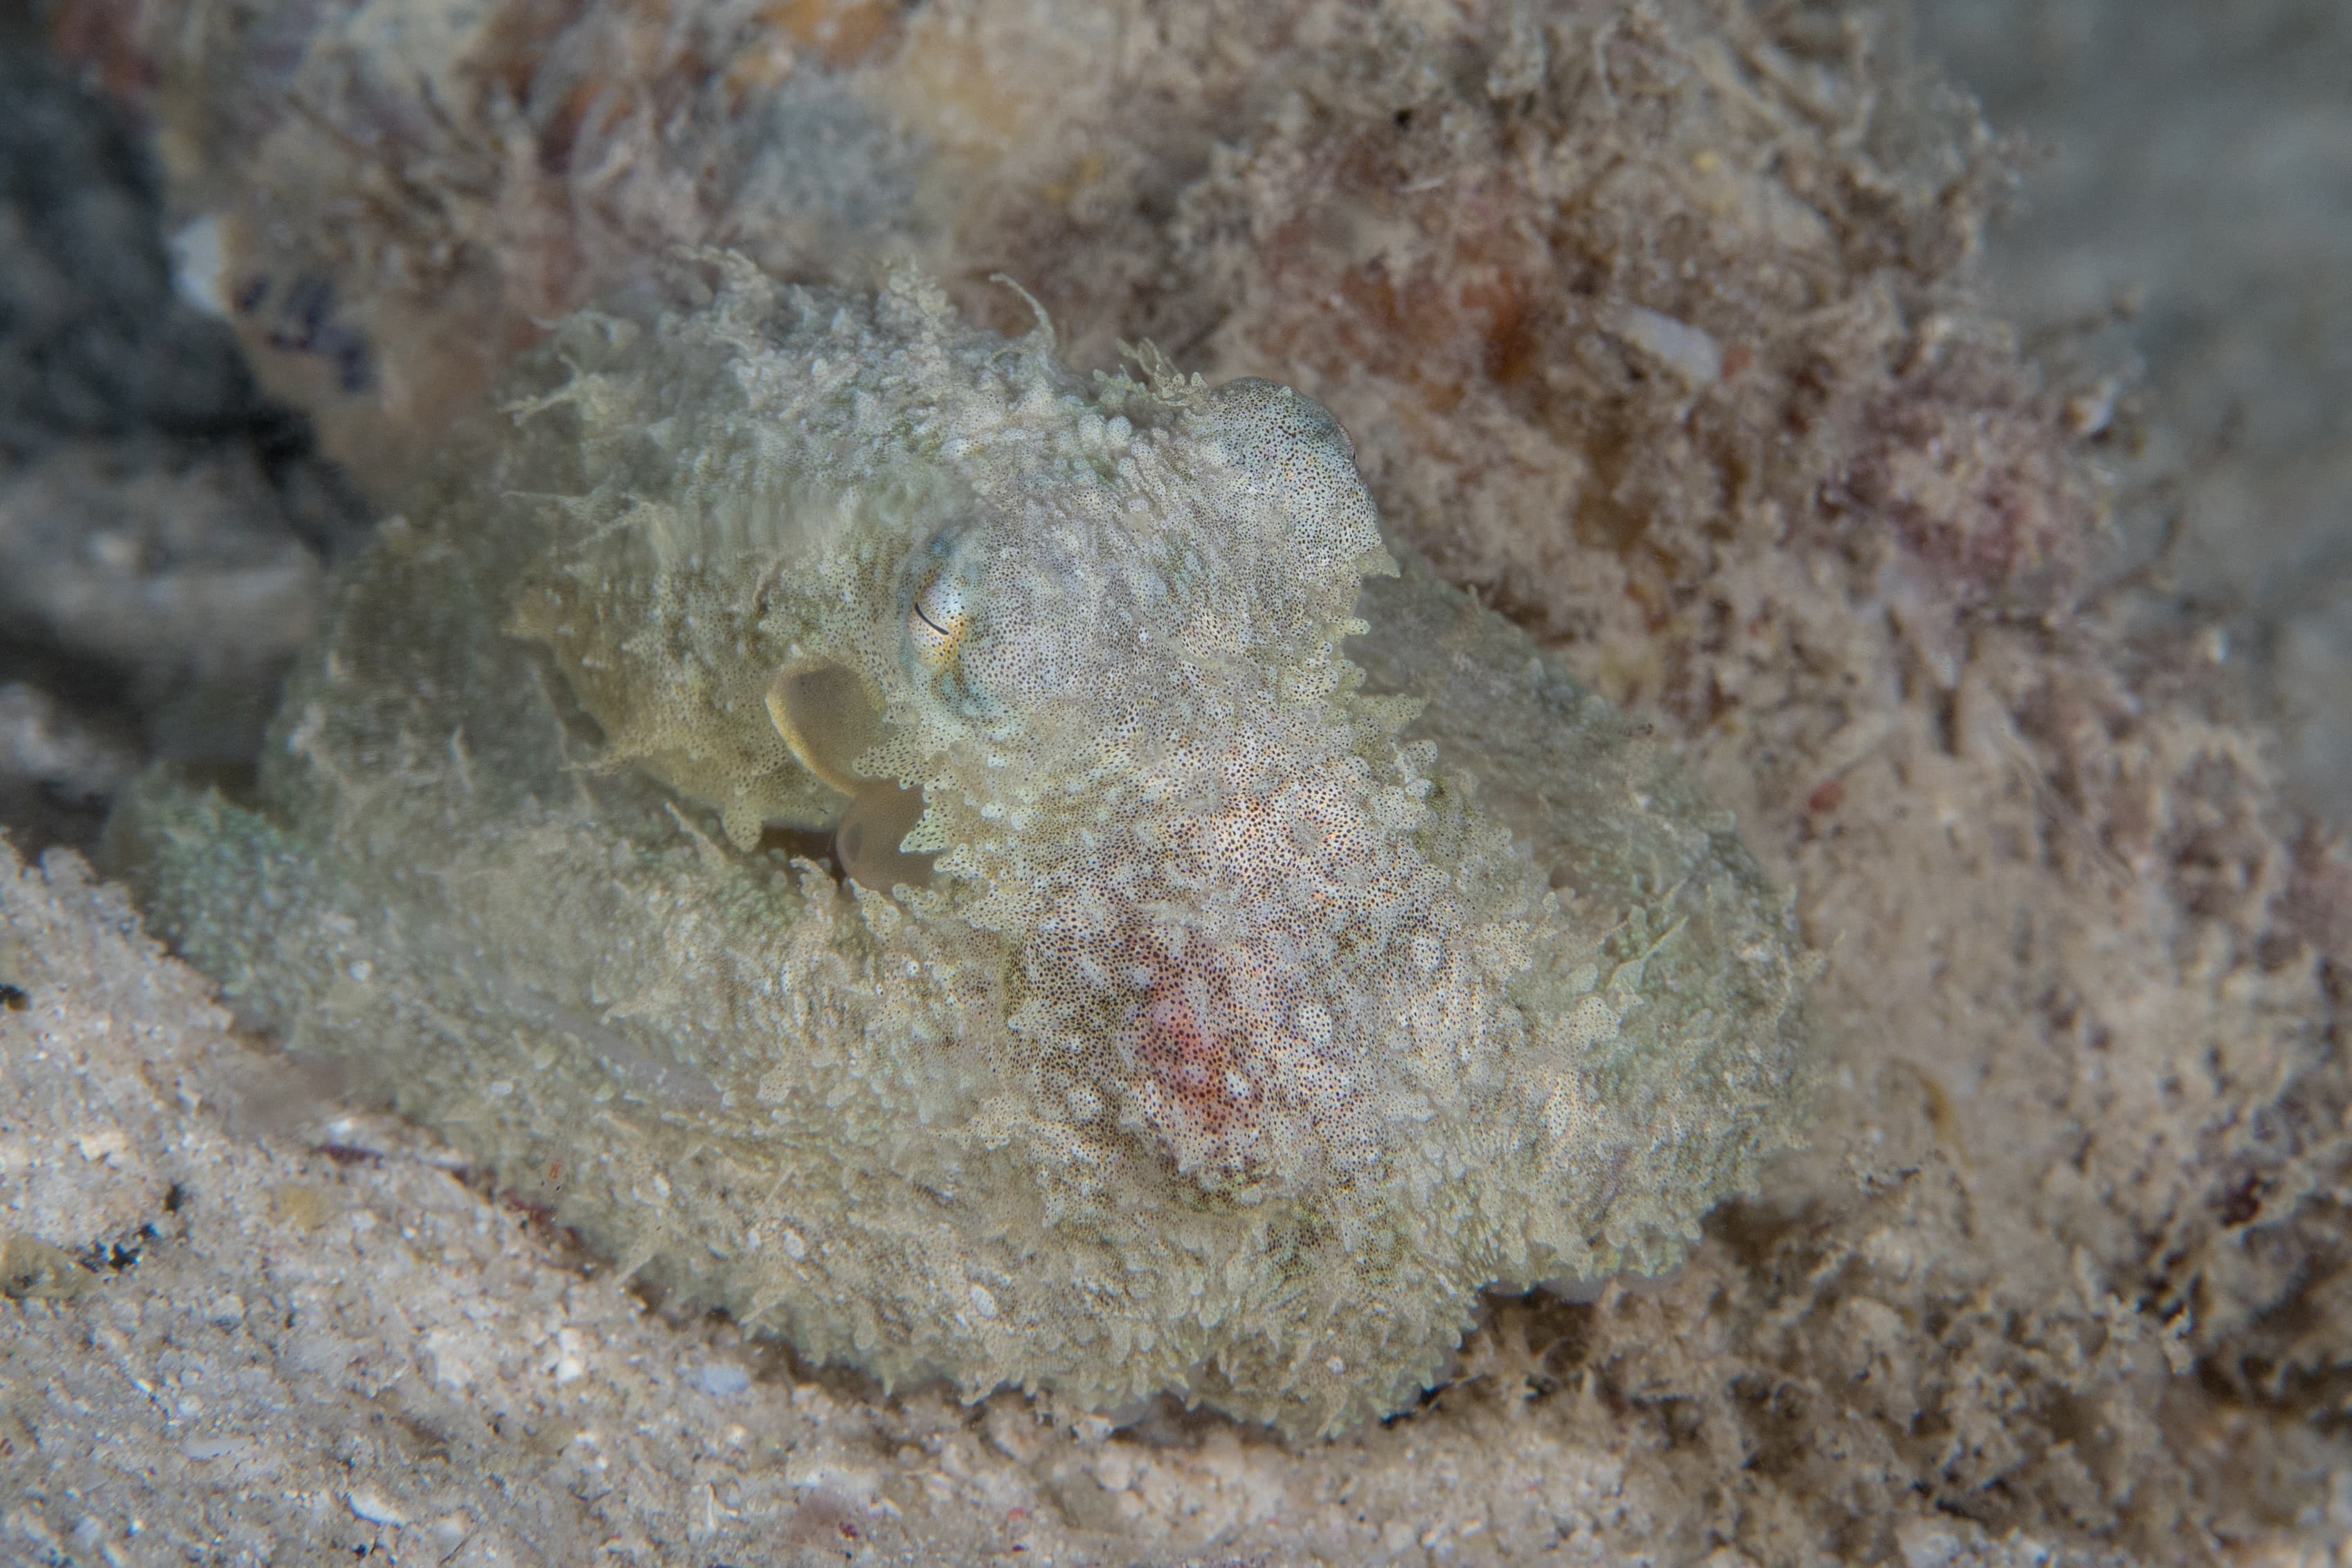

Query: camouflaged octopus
118 258 1813 1436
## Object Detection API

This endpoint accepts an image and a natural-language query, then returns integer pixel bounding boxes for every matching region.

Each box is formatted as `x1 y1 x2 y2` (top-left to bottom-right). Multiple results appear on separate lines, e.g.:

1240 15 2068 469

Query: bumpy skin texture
118 260 1811 1436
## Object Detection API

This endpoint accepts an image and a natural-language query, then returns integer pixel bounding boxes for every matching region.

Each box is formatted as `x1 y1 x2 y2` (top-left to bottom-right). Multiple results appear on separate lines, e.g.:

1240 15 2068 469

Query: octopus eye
910 570 969 668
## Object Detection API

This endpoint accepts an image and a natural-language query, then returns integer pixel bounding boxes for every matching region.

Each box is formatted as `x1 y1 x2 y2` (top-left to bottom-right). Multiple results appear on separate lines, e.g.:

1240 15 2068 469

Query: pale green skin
117 262 1811 1437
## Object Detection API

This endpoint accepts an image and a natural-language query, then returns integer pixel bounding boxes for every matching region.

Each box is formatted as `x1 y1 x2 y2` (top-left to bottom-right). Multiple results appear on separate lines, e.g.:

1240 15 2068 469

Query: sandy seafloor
2 0 2350 1563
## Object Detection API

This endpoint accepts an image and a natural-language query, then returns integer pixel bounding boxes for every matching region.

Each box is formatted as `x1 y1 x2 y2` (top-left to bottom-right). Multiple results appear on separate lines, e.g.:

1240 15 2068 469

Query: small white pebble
552 1326 586 1384
168 215 228 315
1619 304 1723 385
691 1361 751 1398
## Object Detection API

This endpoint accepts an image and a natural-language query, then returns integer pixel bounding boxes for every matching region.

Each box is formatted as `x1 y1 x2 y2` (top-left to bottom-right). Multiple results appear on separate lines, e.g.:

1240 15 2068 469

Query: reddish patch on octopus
1131 961 1262 1142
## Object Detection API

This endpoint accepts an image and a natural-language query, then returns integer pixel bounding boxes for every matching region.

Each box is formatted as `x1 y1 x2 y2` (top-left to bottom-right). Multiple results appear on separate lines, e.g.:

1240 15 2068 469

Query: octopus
114 257 1813 1436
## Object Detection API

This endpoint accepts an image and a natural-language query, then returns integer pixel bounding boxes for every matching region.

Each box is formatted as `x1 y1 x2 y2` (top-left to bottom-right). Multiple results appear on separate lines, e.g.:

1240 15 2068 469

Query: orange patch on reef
764 0 903 68
889 7 1049 161
1246 118 1568 458
48 0 160 102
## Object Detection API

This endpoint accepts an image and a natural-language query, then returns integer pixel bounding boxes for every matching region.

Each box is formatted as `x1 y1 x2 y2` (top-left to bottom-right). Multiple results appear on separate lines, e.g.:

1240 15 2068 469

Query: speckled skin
116 259 1811 1436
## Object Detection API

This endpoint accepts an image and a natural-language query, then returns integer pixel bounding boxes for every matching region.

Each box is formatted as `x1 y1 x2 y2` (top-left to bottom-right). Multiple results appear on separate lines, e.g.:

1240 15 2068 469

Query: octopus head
779 375 1518 1196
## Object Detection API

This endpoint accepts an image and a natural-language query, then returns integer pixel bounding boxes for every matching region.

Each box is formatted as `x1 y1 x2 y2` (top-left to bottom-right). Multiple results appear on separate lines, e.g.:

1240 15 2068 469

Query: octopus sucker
113 256 1813 1437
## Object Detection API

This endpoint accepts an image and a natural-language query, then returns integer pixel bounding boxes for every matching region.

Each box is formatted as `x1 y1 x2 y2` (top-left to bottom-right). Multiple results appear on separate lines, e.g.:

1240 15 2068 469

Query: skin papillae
115 258 1813 1438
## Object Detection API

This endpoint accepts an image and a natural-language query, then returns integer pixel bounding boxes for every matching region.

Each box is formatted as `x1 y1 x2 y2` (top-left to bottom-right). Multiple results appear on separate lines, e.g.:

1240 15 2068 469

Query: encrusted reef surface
116 261 1814 1439
8 0 2351 1563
